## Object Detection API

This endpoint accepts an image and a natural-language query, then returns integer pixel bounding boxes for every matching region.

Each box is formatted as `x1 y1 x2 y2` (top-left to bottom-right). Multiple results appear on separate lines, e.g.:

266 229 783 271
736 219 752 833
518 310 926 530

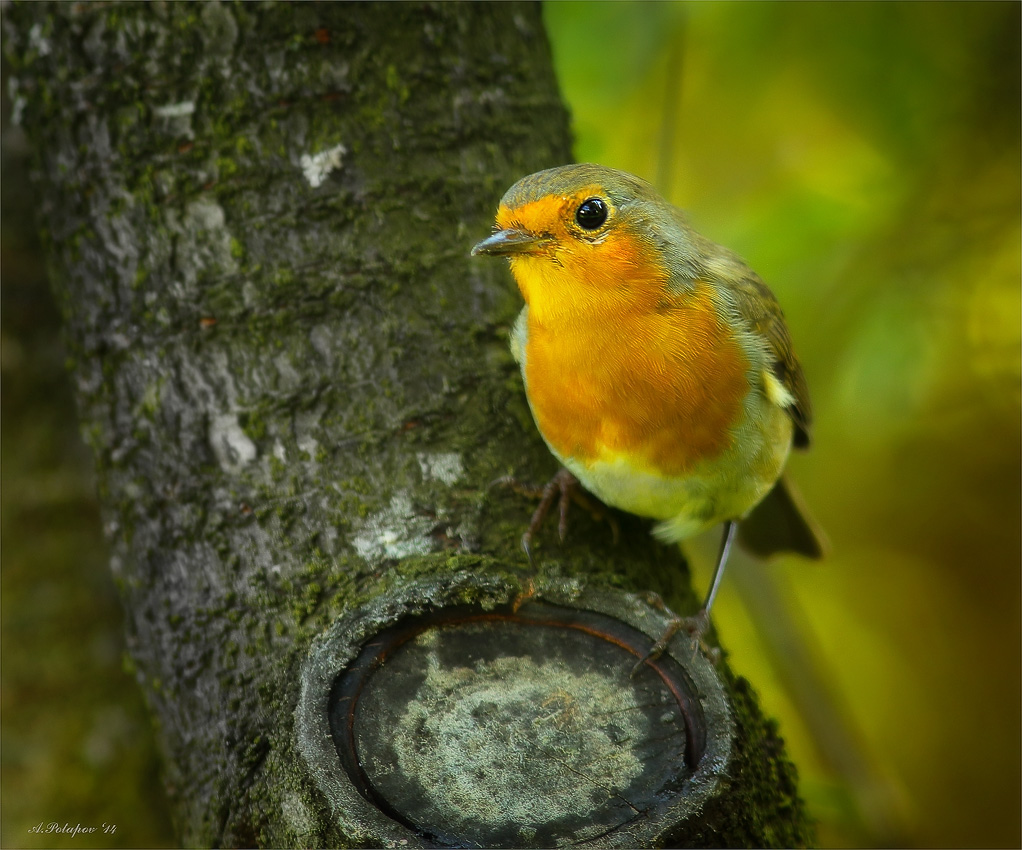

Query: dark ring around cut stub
296 575 733 848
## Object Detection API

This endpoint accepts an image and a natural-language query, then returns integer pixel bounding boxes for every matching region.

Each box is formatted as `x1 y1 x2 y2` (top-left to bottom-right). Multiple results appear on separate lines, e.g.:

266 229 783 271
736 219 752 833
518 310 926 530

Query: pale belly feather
551 394 793 543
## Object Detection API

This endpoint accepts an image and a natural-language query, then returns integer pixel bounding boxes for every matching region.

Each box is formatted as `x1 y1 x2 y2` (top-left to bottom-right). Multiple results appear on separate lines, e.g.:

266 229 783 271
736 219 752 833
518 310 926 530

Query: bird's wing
682 224 812 449
729 268 812 448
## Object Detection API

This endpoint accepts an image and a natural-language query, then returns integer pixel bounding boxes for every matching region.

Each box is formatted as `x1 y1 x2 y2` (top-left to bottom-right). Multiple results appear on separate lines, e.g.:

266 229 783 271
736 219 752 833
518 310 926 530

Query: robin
472 163 825 652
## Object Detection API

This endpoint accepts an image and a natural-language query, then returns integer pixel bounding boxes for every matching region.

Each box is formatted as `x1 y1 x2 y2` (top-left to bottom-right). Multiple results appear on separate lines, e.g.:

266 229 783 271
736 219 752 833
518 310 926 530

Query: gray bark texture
4 2 812 847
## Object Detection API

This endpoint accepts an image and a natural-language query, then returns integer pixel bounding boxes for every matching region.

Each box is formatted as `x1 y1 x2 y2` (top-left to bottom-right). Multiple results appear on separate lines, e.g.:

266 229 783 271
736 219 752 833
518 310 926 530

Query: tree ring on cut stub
296 577 733 848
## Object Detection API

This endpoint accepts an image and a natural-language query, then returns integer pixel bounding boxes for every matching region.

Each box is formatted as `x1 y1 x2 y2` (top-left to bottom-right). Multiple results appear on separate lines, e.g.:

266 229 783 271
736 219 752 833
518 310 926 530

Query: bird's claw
496 468 618 560
631 596 719 676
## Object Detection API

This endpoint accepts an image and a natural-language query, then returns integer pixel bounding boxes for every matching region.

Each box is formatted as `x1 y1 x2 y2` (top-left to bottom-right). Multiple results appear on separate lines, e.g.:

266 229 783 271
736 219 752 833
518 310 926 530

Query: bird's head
472 164 700 323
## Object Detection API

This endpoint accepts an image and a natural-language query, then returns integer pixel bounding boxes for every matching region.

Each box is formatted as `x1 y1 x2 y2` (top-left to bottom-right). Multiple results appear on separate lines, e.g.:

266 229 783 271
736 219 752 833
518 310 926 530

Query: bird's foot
631 592 720 675
492 468 619 565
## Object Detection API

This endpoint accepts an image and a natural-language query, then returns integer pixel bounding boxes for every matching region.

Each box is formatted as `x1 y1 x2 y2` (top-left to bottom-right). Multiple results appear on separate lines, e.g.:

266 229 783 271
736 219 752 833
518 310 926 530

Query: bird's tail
738 474 828 560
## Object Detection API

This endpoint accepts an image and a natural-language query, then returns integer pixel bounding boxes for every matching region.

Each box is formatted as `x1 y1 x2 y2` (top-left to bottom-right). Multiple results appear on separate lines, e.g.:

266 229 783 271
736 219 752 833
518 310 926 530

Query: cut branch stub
296 576 734 848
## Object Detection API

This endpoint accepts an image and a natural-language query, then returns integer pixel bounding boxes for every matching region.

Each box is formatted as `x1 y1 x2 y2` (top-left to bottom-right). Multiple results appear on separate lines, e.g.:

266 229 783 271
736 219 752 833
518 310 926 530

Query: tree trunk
4 2 812 847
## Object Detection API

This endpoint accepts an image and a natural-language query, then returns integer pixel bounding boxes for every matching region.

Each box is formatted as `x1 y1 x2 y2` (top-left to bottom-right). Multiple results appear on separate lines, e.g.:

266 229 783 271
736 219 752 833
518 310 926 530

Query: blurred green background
545 1 1020 847
2 3 1018 848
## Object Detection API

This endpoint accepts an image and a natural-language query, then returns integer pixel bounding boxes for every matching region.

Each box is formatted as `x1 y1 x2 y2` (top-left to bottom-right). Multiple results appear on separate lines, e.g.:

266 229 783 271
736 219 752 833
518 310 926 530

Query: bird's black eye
575 197 608 230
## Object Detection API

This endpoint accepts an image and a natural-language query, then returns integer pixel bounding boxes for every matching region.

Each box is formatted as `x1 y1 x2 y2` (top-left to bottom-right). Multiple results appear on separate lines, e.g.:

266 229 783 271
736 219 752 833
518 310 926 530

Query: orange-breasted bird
472 163 824 643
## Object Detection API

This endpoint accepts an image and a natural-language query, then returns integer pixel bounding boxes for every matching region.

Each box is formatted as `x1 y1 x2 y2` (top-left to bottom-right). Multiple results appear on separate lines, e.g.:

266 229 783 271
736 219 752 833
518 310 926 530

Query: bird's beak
471 228 549 257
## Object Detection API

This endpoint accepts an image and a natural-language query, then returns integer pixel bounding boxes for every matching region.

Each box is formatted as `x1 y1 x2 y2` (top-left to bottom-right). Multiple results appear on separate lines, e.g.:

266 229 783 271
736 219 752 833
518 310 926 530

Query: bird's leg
492 468 619 565
632 520 738 674
701 518 737 616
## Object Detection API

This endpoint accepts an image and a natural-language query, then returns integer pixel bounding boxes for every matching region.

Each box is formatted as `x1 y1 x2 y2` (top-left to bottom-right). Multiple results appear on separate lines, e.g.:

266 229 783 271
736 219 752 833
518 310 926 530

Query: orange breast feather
524 283 749 477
